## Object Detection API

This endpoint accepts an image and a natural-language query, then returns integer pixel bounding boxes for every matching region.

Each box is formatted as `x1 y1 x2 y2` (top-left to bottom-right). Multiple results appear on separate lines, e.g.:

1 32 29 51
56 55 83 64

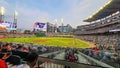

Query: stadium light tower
61 18 64 33
54 19 57 33
14 10 18 23
0 7 5 23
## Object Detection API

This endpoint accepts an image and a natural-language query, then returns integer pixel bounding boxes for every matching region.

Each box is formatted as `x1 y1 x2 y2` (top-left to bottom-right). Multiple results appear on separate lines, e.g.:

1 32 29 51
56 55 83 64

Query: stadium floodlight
14 10 18 20
14 10 18 24
0 7 5 15
61 18 64 23
14 10 18 17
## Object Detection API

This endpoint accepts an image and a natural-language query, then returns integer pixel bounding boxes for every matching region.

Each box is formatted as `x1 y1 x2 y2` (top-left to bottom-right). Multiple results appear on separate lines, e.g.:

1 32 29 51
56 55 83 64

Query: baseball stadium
0 0 120 68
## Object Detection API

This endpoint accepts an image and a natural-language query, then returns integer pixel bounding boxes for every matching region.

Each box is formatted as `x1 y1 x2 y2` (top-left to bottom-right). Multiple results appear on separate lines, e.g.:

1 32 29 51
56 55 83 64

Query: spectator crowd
0 42 62 68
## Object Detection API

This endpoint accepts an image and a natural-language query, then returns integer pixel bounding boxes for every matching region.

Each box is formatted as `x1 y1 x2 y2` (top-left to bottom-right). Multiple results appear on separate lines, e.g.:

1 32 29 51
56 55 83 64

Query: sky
0 0 109 29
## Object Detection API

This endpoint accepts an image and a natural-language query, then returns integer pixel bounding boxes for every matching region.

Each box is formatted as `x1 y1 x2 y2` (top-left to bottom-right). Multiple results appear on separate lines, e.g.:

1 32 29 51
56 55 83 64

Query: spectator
0 59 8 68
0 52 10 68
68 55 75 62
74 53 78 62
18 52 38 68
7 55 21 68
111 54 119 63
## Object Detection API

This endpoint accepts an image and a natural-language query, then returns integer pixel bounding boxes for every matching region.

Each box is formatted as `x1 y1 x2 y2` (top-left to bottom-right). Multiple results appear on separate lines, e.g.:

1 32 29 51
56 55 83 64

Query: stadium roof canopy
84 0 120 22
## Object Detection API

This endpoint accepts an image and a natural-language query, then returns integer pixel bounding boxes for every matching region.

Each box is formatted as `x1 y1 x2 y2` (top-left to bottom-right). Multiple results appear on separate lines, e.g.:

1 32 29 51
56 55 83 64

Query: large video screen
34 22 47 31
0 21 17 30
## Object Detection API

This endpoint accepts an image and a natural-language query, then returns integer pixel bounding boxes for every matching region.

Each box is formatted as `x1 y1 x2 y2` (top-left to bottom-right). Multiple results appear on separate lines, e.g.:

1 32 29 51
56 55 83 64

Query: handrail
37 56 102 68
39 50 64 57
78 51 114 68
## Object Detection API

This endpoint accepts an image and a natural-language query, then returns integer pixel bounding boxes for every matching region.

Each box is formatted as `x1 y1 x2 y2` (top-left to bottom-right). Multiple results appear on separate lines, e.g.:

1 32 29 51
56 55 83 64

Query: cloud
17 6 50 29
0 0 9 7
0 0 50 29
62 0 109 28
0 0 13 21
0 0 109 29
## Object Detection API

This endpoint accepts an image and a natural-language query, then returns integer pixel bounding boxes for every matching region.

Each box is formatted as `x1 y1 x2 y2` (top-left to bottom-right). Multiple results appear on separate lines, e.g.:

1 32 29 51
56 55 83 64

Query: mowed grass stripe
1 37 91 48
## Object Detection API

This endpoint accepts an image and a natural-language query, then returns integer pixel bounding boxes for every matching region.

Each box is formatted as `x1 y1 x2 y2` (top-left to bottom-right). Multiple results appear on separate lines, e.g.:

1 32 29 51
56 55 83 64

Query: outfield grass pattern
1 37 91 48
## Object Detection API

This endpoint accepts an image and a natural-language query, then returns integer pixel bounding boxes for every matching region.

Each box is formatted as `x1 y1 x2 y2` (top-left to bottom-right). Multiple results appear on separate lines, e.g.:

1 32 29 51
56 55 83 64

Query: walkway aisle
40 52 65 68
77 54 90 64
54 52 65 60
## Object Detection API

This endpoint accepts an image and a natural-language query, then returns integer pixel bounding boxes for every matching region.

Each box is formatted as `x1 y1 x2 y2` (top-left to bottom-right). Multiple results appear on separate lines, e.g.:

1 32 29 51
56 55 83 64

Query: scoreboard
34 22 47 31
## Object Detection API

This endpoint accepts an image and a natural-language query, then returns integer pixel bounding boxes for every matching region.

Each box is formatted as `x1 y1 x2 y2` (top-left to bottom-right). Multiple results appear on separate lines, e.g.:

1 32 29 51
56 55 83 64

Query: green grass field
1 37 92 48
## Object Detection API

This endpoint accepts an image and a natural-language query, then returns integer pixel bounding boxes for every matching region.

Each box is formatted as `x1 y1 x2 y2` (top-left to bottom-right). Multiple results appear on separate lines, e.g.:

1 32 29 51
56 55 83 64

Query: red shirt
0 59 8 68
69 56 75 62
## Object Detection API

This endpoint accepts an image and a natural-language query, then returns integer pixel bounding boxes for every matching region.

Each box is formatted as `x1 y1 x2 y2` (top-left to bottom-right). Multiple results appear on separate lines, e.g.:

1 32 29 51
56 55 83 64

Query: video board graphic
34 22 47 31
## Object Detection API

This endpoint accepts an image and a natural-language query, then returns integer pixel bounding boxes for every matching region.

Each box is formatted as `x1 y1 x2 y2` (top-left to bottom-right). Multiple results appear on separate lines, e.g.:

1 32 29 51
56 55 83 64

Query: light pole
13 10 18 30
0 7 5 23
61 18 64 33
54 19 57 33
14 10 18 23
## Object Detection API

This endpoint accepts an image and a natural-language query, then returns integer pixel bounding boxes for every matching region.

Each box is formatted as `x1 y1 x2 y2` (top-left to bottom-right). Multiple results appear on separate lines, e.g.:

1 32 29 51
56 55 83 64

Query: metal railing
37 56 102 68
78 51 114 68
36 50 115 68
39 50 64 58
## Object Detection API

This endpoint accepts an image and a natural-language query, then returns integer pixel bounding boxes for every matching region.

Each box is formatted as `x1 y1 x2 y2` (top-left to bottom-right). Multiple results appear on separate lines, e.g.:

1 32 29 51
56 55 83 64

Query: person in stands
68 54 75 62
18 52 38 68
0 52 10 68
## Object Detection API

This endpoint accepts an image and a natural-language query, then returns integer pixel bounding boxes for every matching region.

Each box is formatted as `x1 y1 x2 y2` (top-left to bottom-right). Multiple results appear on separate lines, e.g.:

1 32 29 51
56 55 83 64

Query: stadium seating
75 11 120 50
75 11 120 68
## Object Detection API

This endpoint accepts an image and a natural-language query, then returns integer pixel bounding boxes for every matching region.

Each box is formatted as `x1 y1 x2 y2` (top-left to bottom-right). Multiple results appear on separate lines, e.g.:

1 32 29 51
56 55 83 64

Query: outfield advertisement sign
0 23 6 30
0 21 17 30
34 22 47 31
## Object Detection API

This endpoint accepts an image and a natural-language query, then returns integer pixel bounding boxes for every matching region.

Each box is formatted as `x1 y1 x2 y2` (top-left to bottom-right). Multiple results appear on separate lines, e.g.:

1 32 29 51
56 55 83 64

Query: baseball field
1 37 95 48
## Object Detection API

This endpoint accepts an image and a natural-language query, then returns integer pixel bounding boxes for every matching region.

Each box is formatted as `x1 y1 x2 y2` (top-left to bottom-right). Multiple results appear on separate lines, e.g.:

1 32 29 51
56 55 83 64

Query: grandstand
0 0 120 68
75 0 120 50
74 0 120 67
75 11 120 49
